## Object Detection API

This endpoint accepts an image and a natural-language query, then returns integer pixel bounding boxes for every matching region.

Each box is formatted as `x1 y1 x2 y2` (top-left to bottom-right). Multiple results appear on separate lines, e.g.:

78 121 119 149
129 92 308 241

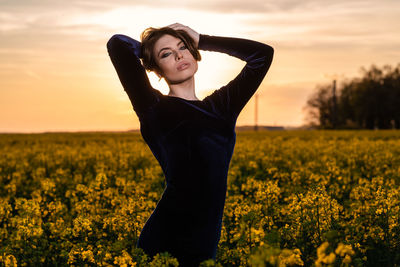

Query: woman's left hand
166 23 200 48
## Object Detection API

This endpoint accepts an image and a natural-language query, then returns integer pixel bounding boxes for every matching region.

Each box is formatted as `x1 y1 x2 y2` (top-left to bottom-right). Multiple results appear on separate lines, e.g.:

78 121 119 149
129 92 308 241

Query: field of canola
1 130 400 266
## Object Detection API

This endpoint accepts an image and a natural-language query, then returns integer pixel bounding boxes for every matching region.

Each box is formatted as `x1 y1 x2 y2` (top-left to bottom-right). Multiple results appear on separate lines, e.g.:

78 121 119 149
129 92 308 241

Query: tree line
305 63 400 129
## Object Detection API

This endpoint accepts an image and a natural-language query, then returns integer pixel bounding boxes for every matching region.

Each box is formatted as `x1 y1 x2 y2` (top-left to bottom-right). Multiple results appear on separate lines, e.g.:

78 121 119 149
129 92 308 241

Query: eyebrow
158 40 184 57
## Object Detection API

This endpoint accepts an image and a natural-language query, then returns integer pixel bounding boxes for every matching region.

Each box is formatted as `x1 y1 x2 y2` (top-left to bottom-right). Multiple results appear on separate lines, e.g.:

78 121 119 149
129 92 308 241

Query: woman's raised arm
107 34 159 114
198 34 274 120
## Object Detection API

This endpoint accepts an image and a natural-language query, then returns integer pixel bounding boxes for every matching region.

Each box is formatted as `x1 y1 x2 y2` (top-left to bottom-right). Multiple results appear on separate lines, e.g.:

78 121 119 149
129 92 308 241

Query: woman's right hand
166 23 200 48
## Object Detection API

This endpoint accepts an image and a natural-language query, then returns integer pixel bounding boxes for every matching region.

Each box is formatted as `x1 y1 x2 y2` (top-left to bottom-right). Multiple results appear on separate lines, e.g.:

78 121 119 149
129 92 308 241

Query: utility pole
254 93 258 131
332 79 337 129
325 73 343 129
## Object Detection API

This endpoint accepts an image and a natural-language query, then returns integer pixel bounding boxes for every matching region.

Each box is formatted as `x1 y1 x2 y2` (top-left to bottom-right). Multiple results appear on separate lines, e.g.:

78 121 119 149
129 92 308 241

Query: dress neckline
165 95 202 102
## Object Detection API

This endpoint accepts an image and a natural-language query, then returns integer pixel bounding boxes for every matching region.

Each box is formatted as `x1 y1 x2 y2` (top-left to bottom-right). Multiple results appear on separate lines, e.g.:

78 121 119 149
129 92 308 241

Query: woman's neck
167 76 199 100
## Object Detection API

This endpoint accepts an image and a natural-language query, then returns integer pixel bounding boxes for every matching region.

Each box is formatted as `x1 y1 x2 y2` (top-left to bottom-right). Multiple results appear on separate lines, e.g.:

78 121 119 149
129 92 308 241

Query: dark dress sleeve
198 34 274 120
106 34 159 114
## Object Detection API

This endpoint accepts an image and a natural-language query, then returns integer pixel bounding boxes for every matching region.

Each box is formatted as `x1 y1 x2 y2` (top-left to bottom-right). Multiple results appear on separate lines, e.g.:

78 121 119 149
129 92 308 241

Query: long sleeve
106 34 159 114
198 34 274 120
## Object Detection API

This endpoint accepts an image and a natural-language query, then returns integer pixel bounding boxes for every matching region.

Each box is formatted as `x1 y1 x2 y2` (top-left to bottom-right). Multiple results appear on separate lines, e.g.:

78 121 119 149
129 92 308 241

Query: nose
175 51 183 60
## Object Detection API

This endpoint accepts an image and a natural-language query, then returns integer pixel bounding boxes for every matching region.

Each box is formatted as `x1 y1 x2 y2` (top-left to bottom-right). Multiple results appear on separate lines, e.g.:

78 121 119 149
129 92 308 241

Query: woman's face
153 34 198 84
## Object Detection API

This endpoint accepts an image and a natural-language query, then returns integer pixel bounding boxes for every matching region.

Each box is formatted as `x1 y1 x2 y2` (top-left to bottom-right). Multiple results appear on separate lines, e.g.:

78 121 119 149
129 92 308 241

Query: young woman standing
107 23 274 266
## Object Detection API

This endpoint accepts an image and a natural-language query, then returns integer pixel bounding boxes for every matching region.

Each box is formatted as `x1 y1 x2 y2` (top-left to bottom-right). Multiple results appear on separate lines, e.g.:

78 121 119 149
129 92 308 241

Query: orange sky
1 0 399 133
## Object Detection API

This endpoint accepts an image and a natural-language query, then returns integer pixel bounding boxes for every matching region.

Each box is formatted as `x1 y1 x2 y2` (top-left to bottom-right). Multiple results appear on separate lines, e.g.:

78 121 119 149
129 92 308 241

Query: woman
107 23 274 266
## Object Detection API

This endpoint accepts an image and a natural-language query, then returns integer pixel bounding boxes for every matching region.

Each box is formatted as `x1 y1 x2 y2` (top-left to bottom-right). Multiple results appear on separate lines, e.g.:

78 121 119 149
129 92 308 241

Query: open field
1 130 400 266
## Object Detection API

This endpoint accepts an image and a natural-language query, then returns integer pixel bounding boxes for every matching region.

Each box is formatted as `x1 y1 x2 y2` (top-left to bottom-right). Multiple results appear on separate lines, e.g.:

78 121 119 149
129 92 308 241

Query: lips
177 61 190 71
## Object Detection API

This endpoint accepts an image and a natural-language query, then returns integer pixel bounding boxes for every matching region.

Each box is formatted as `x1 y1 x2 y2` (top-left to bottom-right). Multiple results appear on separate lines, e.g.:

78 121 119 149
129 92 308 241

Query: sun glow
2 0 400 132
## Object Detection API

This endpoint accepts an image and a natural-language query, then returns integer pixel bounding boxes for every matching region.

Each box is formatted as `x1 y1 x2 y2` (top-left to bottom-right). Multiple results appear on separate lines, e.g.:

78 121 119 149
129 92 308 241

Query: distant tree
304 63 400 129
304 84 334 129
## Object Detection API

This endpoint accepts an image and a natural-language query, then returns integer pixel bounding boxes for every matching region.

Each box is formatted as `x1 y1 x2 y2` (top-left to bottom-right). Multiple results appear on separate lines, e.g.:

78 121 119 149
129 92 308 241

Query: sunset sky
1 0 399 133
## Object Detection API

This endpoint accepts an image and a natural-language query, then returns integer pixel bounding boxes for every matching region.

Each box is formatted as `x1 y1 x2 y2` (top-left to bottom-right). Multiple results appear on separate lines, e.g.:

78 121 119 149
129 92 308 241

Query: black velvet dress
107 32 273 266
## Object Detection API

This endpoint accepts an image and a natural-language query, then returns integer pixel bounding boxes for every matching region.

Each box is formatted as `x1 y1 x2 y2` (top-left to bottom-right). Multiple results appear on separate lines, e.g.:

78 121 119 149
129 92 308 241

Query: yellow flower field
1 130 399 266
